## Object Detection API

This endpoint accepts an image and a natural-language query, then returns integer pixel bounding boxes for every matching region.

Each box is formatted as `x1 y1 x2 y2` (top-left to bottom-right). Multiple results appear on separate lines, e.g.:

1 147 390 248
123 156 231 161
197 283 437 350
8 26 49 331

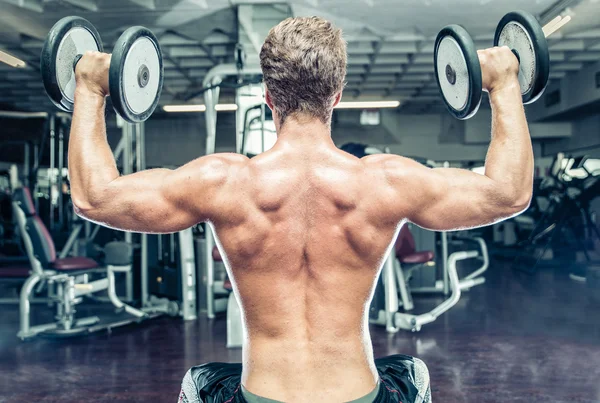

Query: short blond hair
260 17 347 126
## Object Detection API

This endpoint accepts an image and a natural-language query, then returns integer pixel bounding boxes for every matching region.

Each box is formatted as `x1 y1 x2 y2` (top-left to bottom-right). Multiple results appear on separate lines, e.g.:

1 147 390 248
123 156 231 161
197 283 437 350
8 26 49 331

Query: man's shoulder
361 154 421 180
208 153 250 166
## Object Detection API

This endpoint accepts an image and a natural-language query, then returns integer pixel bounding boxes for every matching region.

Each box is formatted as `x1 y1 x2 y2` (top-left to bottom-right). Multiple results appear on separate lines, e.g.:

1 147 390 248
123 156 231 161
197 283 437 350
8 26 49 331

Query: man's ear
332 91 342 108
265 88 274 111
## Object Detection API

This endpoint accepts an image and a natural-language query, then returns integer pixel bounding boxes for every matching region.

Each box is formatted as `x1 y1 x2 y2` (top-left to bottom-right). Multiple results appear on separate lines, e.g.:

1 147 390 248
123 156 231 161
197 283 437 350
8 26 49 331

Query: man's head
260 17 347 127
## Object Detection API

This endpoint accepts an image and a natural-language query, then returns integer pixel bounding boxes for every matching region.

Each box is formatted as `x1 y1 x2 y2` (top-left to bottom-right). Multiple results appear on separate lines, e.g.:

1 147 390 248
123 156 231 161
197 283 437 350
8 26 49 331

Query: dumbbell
41 16 164 123
434 10 550 120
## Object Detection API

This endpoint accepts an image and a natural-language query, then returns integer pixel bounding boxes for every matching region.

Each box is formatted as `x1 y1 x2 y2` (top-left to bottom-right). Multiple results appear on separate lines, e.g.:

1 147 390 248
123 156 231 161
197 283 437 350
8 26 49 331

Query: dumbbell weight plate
434 25 482 120
494 11 550 105
110 26 163 123
41 16 103 112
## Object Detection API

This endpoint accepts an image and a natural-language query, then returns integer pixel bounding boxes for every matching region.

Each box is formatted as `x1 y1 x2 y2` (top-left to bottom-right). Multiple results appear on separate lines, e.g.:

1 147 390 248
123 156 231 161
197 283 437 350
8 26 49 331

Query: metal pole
32 144 39 210
59 224 83 259
137 121 149 307
122 123 131 174
178 228 197 320
49 115 56 231
130 122 145 303
260 99 266 153
23 142 30 188
57 118 65 230
141 232 148 307
123 123 134 301
441 231 449 296
203 78 221 319
85 221 91 242
442 161 450 296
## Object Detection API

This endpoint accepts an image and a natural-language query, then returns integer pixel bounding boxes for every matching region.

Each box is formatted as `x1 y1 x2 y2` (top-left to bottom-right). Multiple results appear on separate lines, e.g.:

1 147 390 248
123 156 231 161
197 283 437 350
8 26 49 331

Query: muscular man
69 17 532 403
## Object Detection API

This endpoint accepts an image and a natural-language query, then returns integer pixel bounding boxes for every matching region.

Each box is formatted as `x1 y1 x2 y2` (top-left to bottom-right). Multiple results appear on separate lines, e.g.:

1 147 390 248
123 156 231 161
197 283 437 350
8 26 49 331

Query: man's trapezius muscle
67 17 533 403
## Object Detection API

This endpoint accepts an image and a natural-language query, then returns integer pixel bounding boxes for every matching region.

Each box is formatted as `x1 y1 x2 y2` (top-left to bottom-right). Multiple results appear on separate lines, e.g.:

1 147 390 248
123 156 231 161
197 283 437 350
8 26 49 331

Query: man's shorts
178 354 431 403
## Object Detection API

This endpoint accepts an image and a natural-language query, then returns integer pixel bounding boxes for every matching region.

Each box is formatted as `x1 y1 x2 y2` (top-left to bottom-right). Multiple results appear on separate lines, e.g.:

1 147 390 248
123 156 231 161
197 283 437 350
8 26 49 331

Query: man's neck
276 117 334 147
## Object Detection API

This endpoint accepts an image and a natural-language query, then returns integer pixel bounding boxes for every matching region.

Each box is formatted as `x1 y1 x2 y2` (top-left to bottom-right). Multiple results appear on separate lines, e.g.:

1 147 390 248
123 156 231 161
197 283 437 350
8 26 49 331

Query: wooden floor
1 260 599 403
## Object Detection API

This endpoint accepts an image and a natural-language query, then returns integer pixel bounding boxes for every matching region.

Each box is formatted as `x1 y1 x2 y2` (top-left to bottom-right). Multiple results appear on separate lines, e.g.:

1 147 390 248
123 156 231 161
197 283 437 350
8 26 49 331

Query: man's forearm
484 82 534 206
68 88 120 210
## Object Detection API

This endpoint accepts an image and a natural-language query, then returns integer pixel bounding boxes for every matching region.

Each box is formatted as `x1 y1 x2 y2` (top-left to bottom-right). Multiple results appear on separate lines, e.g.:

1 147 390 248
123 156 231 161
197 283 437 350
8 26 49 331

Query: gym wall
542 114 600 157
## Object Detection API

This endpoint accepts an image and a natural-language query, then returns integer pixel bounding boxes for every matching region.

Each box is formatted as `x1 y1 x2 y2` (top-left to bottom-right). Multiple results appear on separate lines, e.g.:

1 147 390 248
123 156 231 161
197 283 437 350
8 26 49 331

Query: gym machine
512 154 600 275
370 223 489 333
12 187 161 340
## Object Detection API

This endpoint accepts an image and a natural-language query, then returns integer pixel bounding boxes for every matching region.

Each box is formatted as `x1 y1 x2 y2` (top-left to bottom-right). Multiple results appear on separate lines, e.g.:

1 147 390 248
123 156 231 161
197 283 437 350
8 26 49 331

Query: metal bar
49 115 56 231
57 118 65 229
23 142 30 188
106 266 146 317
260 100 266 153
463 237 489 281
123 123 135 302
394 250 477 332
429 251 476 317
382 254 399 333
202 63 262 89
113 137 126 162
170 233 175 264
139 120 149 307
441 231 449 296
85 221 91 242
204 82 221 155
88 224 101 243
122 123 132 174
59 224 83 259
0 110 48 118
73 278 109 297
206 225 215 319
17 273 42 339
178 228 197 320
441 161 450 296
204 77 220 319
32 144 38 210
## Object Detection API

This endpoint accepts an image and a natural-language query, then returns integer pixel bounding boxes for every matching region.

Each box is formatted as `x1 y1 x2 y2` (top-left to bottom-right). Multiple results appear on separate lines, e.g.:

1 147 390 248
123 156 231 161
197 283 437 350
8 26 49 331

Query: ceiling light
545 15 572 37
163 104 206 112
335 101 400 109
0 50 26 68
163 104 239 113
215 104 238 111
542 15 563 36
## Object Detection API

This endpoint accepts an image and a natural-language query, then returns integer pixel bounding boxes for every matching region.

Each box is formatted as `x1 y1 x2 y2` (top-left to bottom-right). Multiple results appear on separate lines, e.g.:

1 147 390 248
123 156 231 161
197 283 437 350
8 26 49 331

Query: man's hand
478 46 520 94
74 51 111 98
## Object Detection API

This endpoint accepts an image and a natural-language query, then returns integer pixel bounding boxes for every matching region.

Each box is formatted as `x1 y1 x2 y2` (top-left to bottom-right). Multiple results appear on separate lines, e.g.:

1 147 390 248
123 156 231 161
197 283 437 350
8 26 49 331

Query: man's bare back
68 16 533 403
213 132 400 401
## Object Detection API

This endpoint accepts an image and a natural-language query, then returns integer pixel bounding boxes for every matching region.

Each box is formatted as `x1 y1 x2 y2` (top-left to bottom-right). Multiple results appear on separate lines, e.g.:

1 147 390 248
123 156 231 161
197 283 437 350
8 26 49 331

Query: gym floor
1 259 599 403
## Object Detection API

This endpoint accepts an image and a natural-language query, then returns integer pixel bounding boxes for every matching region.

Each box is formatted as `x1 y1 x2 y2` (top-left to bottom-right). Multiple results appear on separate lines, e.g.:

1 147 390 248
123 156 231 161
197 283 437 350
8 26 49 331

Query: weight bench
12 187 148 340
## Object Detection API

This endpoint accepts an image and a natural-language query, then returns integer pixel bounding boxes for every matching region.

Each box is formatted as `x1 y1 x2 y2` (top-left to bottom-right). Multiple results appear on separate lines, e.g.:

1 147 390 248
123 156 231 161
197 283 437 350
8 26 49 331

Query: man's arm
371 46 534 231
68 51 246 233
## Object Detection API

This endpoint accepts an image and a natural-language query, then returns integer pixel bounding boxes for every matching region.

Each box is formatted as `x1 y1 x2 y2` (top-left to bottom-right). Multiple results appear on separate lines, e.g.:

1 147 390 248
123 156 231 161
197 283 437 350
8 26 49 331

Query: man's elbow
71 188 108 221
507 188 533 216
71 196 97 220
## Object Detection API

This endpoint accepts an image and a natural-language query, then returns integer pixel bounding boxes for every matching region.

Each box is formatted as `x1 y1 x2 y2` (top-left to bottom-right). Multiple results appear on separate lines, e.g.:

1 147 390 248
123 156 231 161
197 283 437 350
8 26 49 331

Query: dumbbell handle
73 54 83 72
511 49 520 65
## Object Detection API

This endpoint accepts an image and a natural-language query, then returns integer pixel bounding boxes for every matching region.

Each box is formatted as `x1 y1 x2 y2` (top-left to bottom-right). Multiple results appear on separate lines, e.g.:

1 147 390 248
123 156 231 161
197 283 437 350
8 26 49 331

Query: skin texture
69 46 533 402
